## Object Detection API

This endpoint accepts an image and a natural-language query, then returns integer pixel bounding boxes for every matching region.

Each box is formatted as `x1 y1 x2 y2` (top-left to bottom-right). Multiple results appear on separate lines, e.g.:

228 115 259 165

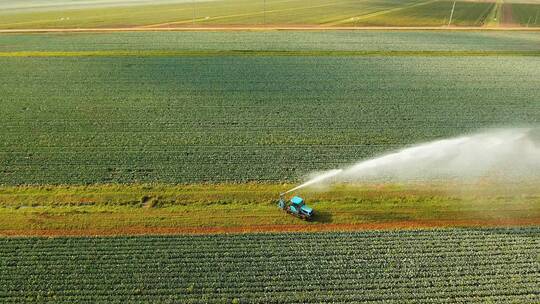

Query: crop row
1 54 539 184
2 227 535 247
0 228 538 303
2 32 540 53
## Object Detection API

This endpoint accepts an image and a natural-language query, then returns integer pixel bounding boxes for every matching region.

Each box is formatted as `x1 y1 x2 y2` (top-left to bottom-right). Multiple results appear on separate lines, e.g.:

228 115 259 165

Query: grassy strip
1 50 540 57
1 183 539 235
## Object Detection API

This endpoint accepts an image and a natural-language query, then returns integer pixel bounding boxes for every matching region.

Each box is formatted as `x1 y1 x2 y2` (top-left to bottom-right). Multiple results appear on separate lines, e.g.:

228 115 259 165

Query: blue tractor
278 194 314 220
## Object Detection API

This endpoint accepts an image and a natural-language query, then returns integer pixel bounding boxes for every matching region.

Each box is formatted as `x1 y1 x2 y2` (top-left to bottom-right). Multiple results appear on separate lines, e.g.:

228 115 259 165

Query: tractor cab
278 195 314 220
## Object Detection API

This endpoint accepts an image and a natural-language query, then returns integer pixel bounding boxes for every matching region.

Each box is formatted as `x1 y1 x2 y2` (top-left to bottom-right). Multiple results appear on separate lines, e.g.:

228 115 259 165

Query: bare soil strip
502 3 515 25
2 219 540 237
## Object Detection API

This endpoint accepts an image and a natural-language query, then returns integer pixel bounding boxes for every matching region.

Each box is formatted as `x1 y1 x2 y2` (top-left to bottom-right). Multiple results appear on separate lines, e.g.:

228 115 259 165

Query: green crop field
481 1 540 27
1 31 539 185
2 31 540 52
2 0 540 299
336 0 494 27
1 11 540 303
511 3 540 26
1 0 539 29
1 228 539 303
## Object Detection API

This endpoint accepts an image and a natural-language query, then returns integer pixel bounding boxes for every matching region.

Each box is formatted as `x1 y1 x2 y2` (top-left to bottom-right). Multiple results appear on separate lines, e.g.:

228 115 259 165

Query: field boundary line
2 219 540 237
1 50 539 57
0 26 539 33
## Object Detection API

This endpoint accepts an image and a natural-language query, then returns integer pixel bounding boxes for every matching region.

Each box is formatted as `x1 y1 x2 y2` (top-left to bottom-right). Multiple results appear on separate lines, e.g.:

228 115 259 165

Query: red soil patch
501 4 515 26
2 218 539 237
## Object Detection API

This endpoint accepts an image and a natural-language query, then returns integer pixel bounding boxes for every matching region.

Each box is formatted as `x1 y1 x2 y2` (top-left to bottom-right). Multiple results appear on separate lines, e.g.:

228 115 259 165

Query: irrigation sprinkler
192 0 196 25
447 1 456 26
263 0 266 25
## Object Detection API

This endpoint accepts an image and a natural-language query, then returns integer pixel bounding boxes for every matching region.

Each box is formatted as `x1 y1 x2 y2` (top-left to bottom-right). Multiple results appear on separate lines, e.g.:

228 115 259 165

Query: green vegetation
1 0 535 29
3 50 540 57
512 3 540 26
0 183 538 234
342 0 494 27
1 4 539 301
1 31 539 185
0 13 539 303
2 31 540 52
484 0 502 27
1 228 539 302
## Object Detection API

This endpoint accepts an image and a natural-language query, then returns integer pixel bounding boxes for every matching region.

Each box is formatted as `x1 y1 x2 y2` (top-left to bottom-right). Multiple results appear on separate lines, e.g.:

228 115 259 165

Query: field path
501 3 515 26
2 218 540 237
0 26 538 33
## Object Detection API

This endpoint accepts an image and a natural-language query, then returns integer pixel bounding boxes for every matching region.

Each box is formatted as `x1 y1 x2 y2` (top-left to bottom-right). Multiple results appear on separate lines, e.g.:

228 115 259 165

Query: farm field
511 3 540 26
1 183 539 236
2 30 540 52
483 1 540 27
1 0 539 29
1 228 539 303
1 12 540 303
334 0 494 26
1 31 540 185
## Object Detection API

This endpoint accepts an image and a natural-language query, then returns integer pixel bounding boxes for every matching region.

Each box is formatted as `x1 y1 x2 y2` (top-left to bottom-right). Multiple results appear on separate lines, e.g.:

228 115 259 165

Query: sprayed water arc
284 128 540 193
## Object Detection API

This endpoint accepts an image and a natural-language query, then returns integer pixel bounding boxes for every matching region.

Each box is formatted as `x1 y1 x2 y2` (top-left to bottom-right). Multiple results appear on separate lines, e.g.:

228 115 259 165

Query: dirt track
502 4 515 26
3 218 540 237
0 26 539 33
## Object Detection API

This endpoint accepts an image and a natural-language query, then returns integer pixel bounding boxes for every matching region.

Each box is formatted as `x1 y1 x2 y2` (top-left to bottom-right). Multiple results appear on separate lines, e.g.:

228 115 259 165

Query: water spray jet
282 128 540 195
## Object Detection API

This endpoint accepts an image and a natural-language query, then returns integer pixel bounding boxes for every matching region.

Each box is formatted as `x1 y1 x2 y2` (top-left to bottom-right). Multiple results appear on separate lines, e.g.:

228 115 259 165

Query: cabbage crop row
2 53 539 185
0 228 538 303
